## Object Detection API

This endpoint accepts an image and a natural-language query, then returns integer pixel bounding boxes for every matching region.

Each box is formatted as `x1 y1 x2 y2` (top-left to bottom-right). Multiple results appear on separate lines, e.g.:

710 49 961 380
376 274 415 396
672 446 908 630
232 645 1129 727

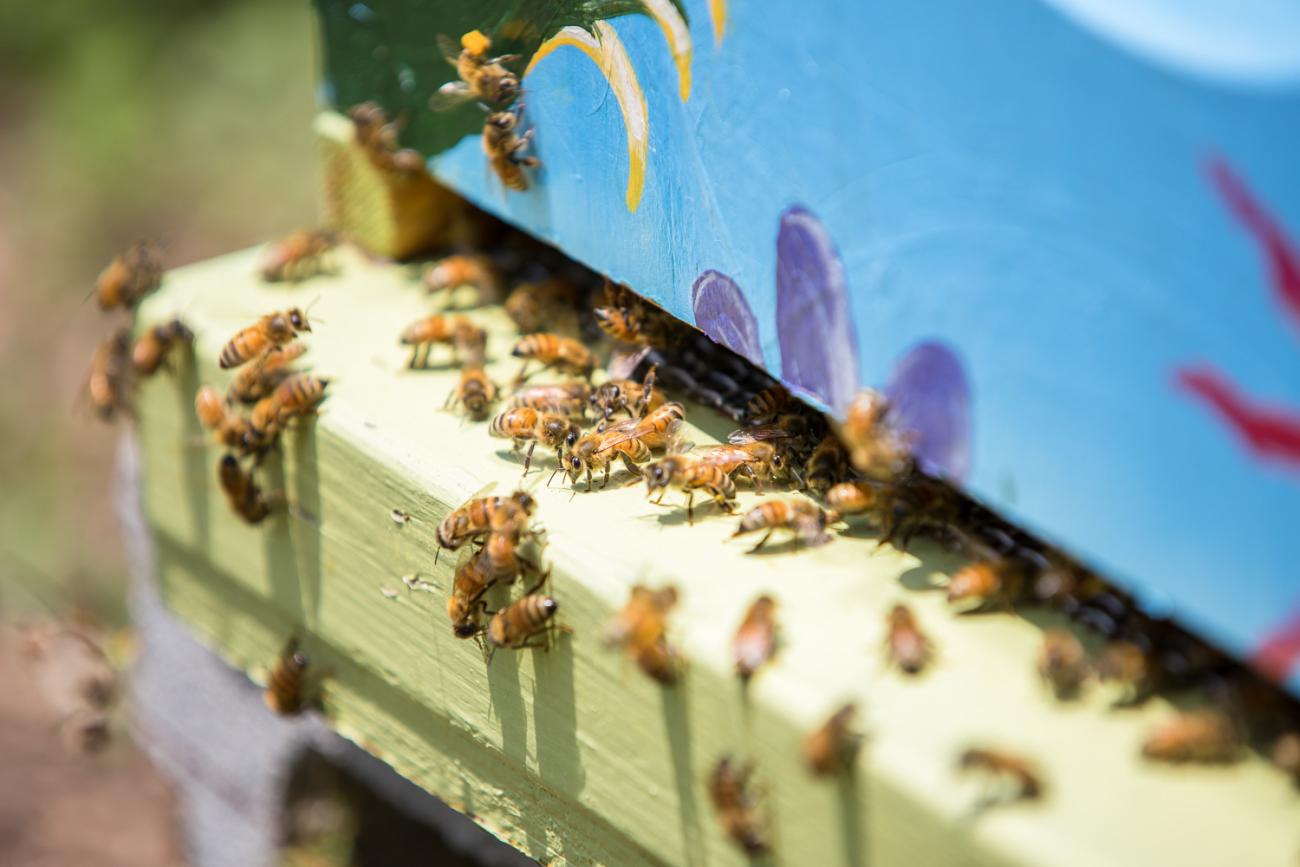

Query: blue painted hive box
314 0 1300 695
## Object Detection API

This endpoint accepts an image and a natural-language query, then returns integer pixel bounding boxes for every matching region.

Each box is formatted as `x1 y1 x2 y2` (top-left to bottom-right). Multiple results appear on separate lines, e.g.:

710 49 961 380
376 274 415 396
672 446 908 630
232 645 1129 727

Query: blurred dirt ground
0 628 186 866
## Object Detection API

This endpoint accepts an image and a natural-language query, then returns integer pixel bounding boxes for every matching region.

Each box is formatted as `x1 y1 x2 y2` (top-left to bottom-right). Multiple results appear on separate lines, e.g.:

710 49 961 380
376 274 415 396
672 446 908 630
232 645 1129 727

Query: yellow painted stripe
641 0 693 100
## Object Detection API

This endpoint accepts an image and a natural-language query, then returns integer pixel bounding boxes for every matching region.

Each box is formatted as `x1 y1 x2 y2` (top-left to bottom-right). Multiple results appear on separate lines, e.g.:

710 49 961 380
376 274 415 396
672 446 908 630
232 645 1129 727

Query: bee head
566 454 584 479
288 307 310 332
495 75 520 104
290 651 310 670
453 621 480 639
540 597 559 617
513 491 537 514
564 429 580 450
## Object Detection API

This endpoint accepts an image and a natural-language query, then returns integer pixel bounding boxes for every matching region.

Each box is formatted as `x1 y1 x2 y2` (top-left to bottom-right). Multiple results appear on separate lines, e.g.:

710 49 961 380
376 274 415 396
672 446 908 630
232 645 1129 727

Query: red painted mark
1206 156 1300 335
1253 611 1300 684
1176 367 1300 468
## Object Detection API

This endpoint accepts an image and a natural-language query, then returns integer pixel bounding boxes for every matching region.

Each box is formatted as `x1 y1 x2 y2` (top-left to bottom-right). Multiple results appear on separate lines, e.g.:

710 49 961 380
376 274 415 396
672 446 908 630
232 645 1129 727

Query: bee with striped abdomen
487 575 561 651
803 433 850 495
227 343 307 404
447 365 498 420
642 445 738 525
219 308 312 370
400 314 484 368
566 402 684 491
448 549 495 639
218 454 278 524
603 584 681 683
131 318 193 376
509 382 592 418
488 406 578 475
589 366 664 428
483 108 540 192
95 241 162 311
744 385 790 425
422 254 500 306
249 374 329 443
436 489 536 555
511 333 595 382
196 387 255 451
709 757 768 855
731 498 839 553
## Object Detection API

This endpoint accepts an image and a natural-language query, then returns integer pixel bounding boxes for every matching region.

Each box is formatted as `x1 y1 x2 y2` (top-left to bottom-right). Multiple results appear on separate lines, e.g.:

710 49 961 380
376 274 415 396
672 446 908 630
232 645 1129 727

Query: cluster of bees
86 241 192 421
430 30 540 192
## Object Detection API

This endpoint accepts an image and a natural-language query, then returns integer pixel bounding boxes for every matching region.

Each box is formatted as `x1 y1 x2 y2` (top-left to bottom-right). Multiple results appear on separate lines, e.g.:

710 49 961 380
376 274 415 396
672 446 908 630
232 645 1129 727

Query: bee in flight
86 329 134 421
483 107 540 192
131 318 193 376
95 240 162 311
258 228 337 283
430 30 521 110
219 308 313 370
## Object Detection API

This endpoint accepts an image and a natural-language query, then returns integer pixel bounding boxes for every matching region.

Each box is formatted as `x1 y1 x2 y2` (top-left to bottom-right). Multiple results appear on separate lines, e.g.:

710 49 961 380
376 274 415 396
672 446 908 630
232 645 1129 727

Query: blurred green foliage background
0 0 319 622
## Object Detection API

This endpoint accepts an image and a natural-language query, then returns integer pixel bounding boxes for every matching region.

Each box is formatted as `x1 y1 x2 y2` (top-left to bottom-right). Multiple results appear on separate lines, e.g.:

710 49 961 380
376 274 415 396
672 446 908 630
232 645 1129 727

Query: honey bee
593 279 672 347
436 490 537 554
589 366 664 427
487 576 561 651
603 586 678 682
423 254 501 305
1141 710 1240 764
483 108 540 192
448 548 495 638
695 440 788 492
512 333 596 381
430 30 521 109
733 595 778 681
1095 640 1155 705
390 508 412 526
483 510 542 585
1271 732 1300 782
219 308 312 370
708 757 769 855
347 101 425 176
447 365 498 420
957 748 1043 803
885 603 932 675
399 314 484 368
1037 629 1088 699
731 498 839 553
227 343 307 404
249 374 329 441
95 241 162 311
803 703 861 776
218 454 277 524
946 553 1036 611
838 388 914 480
728 413 814 483
745 385 790 424
509 382 592 418
264 637 314 715
195 386 248 448
259 229 338 283
592 304 648 345
489 406 578 475
566 402 684 491
642 451 737 523
504 277 581 333
131 318 193 376
87 329 134 420
803 433 850 495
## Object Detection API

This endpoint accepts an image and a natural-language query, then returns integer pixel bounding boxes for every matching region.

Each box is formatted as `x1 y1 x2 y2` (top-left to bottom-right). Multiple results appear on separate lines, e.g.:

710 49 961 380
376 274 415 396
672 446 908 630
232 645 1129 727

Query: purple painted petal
885 340 973 482
691 270 764 366
775 206 860 413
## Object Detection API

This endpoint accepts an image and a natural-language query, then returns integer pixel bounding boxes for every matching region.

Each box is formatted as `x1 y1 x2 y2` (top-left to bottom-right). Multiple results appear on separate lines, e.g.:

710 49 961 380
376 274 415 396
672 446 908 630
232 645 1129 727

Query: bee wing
666 435 695 456
436 34 462 65
727 424 795 444
592 417 645 453
429 82 474 111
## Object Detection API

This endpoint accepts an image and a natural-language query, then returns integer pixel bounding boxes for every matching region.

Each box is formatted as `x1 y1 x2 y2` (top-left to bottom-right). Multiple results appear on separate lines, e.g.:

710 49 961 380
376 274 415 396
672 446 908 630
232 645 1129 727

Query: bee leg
744 465 763 494
600 464 611 490
514 361 531 383
685 490 695 525
748 529 775 554
443 388 458 410
522 441 538 475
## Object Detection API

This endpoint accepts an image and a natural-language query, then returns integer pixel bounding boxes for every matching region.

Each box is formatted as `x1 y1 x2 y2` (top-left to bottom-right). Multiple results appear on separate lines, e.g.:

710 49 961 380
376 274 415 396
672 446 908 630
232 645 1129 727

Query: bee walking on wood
423 254 501 307
447 365 498 420
430 30 521 109
509 382 592 418
946 552 1036 611
1095 640 1155 705
642 450 738 523
489 406 578 475
731 498 839 553
227 343 306 404
566 402 684 491
483 507 542 586
436 490 537 557
259 229 338 283
219 308 312 370
1038 630 1089 699
131 318 193 376
589 366 664 428
885 603 932 675
957 748 1043 806
264 637 317 715
511 333 595 382
603 585 680 684
249 374 329 443
487 574 561 651
733 595 778 681
95 241 162 311
1141 710 1240 764
218 454 278 524
196 387 255 451
483 108 540 192
400 313 484 368
86 329 134 421
709 757 769 855
803 703 861 776
448 549 495 639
